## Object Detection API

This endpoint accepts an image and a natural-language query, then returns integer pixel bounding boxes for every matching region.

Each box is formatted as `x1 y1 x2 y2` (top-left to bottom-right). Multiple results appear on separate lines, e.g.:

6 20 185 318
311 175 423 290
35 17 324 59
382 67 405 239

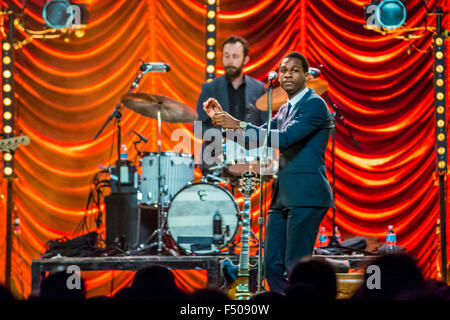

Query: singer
203 51 335 293
195 35 267 174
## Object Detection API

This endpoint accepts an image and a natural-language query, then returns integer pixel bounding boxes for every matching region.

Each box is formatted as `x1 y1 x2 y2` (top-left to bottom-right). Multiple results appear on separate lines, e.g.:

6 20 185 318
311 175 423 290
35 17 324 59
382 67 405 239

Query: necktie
286 102 292 119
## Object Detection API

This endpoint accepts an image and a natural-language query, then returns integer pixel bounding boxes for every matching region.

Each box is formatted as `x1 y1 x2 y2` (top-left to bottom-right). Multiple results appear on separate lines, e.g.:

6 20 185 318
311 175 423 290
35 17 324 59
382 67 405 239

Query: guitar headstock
238 171 258 197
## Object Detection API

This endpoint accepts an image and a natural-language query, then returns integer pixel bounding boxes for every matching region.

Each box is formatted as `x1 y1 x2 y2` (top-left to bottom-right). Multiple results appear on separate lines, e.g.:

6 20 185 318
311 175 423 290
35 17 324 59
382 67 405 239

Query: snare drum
167 182 239 254
139 152 194 206
224 140 278 176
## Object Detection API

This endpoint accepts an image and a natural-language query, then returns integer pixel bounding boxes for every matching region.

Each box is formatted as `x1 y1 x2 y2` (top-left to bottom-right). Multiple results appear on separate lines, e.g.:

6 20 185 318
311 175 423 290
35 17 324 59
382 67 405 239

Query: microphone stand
321 91 374 255
257 78 274 292
93 66 149 249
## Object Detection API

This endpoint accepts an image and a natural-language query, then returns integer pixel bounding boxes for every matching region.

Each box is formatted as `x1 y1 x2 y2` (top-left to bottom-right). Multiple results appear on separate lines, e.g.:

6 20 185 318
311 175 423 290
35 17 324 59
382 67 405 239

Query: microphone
139 62 171 72
268 71 278 81
131 130 148 143
308 67 321 78
213 212 224 245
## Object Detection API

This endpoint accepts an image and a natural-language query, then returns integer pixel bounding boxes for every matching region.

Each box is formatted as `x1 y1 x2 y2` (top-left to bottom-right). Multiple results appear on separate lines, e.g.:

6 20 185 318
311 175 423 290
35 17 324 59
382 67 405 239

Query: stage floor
31 254 373 295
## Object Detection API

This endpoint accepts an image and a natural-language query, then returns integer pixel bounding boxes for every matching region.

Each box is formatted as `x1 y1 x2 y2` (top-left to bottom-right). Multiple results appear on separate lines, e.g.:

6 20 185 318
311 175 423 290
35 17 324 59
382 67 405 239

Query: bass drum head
167 183 239 254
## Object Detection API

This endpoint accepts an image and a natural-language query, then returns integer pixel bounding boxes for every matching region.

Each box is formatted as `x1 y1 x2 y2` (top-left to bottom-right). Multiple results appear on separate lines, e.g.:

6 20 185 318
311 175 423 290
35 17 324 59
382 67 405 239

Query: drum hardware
122 92 198 255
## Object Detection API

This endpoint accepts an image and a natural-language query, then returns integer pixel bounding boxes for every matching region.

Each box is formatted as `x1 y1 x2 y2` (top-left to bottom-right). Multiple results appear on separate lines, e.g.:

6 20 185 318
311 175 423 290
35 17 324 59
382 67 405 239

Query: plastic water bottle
318 226 328 247
120 144 128 160
334 226 341 243
386 225 396 253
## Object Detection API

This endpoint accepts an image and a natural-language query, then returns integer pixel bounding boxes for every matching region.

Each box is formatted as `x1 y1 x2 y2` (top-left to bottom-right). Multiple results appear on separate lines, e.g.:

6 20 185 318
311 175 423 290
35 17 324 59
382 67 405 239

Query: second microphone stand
321 92 374 255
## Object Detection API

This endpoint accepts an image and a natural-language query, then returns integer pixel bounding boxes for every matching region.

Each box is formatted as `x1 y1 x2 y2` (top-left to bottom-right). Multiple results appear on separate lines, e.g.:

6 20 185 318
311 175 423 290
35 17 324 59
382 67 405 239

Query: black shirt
226 75 247 121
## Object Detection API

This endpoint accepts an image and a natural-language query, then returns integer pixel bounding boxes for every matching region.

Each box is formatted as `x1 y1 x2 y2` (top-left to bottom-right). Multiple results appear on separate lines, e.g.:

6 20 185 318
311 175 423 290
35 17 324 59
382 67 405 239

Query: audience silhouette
287 256 337 300
7 252 447 301
351 253 427 300
38 270 86 300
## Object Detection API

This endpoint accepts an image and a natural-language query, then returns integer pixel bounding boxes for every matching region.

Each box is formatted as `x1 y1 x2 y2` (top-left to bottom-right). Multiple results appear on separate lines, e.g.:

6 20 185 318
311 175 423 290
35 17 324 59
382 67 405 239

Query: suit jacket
245 88 335 208
196 75 267 136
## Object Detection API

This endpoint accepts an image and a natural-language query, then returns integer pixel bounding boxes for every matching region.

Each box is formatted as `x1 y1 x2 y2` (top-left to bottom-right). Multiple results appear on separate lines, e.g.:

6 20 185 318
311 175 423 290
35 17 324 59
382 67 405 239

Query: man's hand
212 112 241 130
203 98 223 119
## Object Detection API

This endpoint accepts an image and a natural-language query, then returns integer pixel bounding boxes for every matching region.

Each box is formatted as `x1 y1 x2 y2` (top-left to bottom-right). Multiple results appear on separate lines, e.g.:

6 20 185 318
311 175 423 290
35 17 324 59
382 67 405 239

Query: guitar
0 135 30 152
223 171 258 300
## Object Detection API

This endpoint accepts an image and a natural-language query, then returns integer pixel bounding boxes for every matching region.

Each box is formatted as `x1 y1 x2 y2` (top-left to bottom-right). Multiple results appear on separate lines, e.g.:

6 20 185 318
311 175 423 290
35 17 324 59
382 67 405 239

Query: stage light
435 37 444 46
437 133 445 141
3 70 11 79
43 0 74 29
3 126 12 134
376 0 407 30
3 112 11 120
437 106 444 114
205 0 217 81
436 51 444 59
3 98 11 106
438 161 446 169
436 65 444 73
3 56 11 65
206 78 213 83
436 79 444 87
42 1 88 30
74 28 85 38
3 84 11 92
3 167 13 176
437 120 445 127
2 42 11 51
438 147 446 155
207 11 215 19
3 153 12 161
436 92 444 100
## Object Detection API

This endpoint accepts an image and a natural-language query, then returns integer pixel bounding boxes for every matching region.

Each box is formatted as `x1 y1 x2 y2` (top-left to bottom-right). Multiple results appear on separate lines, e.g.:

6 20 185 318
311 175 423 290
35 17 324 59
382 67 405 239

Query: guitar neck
239 196 251 274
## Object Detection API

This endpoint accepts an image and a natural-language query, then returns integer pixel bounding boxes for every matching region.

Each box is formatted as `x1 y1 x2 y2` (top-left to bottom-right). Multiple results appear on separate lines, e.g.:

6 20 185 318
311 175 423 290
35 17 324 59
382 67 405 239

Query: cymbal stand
156 104 167 254
94 68 151 192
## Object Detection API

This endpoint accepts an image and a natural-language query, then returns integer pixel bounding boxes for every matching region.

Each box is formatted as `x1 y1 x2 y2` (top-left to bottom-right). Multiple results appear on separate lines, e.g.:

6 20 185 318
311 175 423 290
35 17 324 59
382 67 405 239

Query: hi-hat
255 79 328 111
122 92 198 123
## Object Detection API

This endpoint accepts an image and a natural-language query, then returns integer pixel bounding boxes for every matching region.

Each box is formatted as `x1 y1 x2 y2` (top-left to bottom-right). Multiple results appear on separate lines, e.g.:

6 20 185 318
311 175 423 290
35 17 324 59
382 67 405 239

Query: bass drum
167 182 239 254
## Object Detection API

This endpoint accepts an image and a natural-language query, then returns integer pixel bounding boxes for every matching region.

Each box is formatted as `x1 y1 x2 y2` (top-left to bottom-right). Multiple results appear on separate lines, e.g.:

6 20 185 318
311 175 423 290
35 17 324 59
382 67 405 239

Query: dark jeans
264 206 328 293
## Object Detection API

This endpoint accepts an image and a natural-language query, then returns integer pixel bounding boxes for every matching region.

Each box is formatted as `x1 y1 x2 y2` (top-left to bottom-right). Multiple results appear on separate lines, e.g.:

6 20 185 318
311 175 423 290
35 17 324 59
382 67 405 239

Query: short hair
281 51 309 73
222 35 249 57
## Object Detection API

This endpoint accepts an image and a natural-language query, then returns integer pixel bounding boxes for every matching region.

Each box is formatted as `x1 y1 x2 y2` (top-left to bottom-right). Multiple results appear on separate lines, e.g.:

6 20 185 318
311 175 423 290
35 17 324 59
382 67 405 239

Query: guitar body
222 258 258 299
227 274 251 300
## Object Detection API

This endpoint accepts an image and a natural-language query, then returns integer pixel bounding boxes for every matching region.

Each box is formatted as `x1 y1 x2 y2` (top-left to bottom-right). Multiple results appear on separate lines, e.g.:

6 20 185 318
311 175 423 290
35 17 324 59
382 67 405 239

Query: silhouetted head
127 264 187 300
285 282 322 300
39 271 86 300
288 256 337 300
351 253 425 300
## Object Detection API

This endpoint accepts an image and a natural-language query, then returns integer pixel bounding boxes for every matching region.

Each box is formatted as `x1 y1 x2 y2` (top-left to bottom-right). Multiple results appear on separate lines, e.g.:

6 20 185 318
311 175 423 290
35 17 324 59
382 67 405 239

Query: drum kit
100 71 328 257
114 91 277 256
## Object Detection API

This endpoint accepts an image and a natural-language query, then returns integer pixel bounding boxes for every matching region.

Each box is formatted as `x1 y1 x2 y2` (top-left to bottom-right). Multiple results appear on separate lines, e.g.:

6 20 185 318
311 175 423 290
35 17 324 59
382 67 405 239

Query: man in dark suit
196 35 266 174
203 51 335 293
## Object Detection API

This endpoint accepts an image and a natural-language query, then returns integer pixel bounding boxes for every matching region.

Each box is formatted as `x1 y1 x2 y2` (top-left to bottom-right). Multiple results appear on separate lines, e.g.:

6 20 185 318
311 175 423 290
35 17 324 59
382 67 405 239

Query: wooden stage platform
31 254 373 295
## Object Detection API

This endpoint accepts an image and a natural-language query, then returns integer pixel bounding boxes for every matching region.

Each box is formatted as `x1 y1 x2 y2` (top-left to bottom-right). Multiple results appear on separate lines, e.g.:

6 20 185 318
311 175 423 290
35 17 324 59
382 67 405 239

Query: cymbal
255 79 328 111
122 92 198 123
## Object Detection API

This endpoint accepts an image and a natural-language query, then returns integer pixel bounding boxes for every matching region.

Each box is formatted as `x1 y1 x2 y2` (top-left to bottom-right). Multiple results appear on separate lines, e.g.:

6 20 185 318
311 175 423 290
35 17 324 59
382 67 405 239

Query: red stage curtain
0 0 449 298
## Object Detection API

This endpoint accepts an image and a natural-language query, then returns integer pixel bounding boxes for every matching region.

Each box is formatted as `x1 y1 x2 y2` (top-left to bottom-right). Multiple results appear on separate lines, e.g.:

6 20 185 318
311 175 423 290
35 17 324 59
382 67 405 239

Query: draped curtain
0 0 449 298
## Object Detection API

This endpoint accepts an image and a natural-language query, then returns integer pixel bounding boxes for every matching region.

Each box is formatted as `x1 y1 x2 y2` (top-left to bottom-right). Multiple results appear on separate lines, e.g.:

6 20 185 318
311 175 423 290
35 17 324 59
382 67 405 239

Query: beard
224 65 244 79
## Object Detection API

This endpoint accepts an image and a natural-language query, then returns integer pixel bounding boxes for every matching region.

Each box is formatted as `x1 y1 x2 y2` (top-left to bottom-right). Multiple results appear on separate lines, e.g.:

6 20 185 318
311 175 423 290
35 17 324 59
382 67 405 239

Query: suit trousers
264 205 328 293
